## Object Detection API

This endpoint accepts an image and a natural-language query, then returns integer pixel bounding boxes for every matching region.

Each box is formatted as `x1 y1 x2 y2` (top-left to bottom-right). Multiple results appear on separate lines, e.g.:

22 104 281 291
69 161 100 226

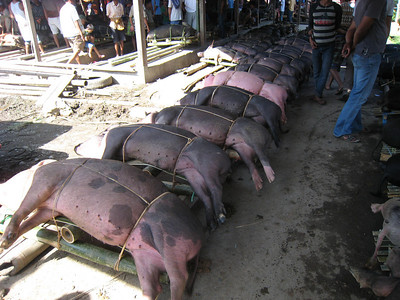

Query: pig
146 24 196 42
74 124 231 230
0 158 205 300
197 44 243 64
375 154 400 196
350 267 400 299
382 119 400 149
151 105 276 191
386 247 400 278
254 57 302 82
0 159 56 211
367 198 400 268
350 247 400 298
203 70 288 122
179 85 282 147
233 64 299 97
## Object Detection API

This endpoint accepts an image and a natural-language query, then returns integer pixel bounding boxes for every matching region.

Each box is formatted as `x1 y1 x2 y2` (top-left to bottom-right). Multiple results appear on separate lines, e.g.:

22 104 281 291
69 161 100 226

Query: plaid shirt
340 2 353 30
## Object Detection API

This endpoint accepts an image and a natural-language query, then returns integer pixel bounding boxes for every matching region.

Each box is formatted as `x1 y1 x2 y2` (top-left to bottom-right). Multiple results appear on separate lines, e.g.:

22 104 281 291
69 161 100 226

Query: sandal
312 96 326 105
335 87 344 95
341 134 360 143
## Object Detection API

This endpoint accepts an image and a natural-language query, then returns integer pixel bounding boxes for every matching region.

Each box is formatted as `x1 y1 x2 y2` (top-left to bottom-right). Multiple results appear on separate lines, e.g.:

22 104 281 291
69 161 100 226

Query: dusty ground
0 68 389 300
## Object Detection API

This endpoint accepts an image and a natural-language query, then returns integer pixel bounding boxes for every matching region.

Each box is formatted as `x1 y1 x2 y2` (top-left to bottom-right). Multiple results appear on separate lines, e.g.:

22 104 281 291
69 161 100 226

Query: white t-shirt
60 2 80 38
168 0 182 21
184 0 196 13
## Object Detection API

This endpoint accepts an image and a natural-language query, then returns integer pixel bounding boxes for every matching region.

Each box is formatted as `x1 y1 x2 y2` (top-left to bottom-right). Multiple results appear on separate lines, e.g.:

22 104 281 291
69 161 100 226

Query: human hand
309 37 317 49
342 43 351 58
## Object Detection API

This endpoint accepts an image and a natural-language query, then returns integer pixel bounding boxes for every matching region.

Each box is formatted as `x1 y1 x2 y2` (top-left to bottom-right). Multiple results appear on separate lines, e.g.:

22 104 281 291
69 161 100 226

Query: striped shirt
309 1 342 45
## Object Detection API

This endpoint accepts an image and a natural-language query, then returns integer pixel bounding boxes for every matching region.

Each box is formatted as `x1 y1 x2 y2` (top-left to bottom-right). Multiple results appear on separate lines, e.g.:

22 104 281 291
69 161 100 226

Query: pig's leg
366 227 388 268
0 180 59 249
350 267 400 297
163 254 189 300
132 251 163 300
1 207 59 250
180 168 218 230
204 175 226 224
247 142 275 183
230 143 263 191
371 203 384 214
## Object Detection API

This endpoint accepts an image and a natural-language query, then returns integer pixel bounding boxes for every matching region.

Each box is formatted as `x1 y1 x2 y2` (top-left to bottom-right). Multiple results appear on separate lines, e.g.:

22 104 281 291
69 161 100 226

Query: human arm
335 4 342 32
74 19 84 40
341 19 355 57
386 0 394 38
352 16 375 48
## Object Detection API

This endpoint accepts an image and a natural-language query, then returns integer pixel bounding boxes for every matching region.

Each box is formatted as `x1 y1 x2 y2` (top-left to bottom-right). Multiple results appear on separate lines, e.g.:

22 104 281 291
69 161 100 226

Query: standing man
184 0 197 30
152 0 162 26
9 0 45 54
308 0 342 105
106 0 125 57
59 0 85 64
333 0 394 143
42 0 68 48
168 0 182 25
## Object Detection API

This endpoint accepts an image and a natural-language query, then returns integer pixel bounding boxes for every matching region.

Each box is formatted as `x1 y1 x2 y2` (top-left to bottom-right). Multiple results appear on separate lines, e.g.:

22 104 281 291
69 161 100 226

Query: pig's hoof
349 267 361 282
218 213 226 224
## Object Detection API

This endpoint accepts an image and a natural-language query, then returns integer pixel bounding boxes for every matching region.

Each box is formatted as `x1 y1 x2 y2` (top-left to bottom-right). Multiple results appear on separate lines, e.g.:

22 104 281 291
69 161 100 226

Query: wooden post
133 0 148 84
21 0 41 61
199 0 206 46
235 0 239 34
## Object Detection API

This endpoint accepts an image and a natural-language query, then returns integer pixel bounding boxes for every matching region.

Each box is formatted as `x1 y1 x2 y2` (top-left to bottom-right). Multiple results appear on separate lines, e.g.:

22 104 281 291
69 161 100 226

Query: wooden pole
133 0 148 83
199 0 206 46
235 0 239 34
21 0 41 61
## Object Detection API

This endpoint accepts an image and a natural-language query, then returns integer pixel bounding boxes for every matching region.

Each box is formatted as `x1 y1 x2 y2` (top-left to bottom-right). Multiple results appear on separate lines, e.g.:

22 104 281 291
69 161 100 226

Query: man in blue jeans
333 0 393 143
308 0 342 105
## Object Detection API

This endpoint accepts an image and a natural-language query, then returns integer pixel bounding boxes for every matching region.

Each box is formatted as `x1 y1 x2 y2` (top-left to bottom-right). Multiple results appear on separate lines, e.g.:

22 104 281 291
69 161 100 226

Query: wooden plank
38 74 76 113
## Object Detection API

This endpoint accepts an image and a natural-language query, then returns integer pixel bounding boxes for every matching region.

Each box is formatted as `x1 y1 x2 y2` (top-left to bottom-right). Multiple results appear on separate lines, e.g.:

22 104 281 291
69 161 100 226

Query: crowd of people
0 0 200 59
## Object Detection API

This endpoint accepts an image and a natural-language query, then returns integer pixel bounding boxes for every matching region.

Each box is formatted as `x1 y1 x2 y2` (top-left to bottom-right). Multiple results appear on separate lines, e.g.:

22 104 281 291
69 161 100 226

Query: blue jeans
312 44 334 98
333 53 382 137
170 20 182 25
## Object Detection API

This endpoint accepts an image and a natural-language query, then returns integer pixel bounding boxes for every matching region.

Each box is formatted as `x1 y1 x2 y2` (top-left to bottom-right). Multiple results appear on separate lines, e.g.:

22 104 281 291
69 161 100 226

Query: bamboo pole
183 65 225 93
61 97 139 106
18 47 72 61
0 77 53 87
36 228 169 283
60 225 85 244
130 45 183 68
0 88 43 96
0 238 49 276
183 62 209 76
0 84 47 91
0 63 76 76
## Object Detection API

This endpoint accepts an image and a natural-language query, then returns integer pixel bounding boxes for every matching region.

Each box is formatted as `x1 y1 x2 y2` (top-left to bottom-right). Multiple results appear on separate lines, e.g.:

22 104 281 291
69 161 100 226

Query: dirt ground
0 67 389 299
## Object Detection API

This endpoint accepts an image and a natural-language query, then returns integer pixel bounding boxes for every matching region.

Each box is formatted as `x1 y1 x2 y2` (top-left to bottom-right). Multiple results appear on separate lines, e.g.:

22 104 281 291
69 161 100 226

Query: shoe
340 134 360 143
312 96 326 105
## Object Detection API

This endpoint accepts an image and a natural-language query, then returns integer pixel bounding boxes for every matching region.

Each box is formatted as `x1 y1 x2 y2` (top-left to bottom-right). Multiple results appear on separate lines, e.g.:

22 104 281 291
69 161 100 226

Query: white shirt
106 1 124 29
59 2 80 38
184 0 196 13
168 0 182 21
